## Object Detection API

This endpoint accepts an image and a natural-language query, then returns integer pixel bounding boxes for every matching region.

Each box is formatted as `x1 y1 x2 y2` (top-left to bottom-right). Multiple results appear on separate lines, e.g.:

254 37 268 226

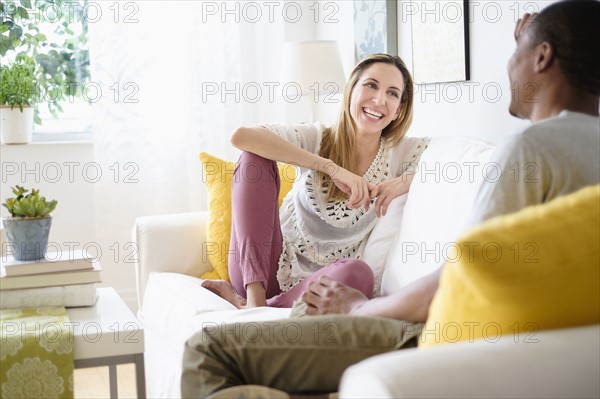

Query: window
1 0 91 140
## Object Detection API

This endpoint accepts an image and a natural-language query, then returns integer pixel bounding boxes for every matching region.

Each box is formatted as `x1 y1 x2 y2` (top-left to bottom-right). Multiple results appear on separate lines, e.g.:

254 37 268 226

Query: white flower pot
0 106 34 144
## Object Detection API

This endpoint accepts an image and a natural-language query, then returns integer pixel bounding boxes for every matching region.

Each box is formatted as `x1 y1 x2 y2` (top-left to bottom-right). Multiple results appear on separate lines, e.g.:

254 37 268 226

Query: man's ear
534 42 555 73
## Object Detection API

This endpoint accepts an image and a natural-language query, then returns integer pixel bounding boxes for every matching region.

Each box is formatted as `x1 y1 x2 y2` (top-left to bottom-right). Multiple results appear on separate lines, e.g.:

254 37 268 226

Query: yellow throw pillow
421 185 600 348
199 152 296 282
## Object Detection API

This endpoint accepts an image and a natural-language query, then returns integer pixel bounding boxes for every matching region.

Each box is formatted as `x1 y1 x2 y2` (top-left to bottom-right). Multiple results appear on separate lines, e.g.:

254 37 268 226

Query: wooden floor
74 364 138 398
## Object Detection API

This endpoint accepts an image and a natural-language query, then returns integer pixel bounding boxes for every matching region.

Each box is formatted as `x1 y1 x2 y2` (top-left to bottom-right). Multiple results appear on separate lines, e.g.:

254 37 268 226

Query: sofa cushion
139 272 234 343
422 185 600 348
382 137 496 294
140 272 291 344
140 272 291 398
199 152 295 282
362 194 408 296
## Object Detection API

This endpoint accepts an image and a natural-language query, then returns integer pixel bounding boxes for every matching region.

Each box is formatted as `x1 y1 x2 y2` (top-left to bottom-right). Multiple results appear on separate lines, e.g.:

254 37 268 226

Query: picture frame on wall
407 0 470 84
354 0 470 84
354 0 398 62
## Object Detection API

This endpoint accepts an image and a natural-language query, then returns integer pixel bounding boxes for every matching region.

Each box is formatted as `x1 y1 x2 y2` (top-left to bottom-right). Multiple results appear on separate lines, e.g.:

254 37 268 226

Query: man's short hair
529 0 600 96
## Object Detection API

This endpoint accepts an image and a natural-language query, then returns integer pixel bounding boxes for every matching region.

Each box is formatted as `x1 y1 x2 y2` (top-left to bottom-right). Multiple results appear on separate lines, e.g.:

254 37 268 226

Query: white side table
67 287 145 398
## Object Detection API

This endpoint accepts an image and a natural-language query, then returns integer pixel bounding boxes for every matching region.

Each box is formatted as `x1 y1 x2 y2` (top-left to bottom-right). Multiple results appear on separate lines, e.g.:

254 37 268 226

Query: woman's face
349 62 404 137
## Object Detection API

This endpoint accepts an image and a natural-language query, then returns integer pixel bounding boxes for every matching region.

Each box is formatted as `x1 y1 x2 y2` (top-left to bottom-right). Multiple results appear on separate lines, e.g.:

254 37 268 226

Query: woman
202 53 429 308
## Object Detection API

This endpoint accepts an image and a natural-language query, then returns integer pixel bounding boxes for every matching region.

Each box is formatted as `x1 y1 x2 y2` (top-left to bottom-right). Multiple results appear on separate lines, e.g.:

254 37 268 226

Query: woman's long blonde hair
317 53 414 203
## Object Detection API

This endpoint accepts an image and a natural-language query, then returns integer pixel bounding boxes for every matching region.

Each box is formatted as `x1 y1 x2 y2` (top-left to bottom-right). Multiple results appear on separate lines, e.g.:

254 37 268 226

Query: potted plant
2 185 57 261
0 57 37 144
1 0 91 126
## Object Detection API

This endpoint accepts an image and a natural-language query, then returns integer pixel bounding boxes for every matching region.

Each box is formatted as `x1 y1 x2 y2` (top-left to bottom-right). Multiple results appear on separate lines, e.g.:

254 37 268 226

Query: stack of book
0 249 101 309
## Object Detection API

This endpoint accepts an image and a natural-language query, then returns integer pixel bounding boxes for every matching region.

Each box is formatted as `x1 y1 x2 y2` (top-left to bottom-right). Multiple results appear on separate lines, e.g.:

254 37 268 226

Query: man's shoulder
495 130 536 156
501 111 599 155
519 111 600 139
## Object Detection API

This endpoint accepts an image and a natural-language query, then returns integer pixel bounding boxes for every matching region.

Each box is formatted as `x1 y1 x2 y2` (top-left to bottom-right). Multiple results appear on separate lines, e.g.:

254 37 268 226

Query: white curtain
89 1 286 303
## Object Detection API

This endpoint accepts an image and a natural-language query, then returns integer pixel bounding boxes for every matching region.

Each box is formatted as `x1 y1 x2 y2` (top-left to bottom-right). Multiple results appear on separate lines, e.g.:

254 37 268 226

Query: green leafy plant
2 185 57 217
0 56 37 111
0 0 90 123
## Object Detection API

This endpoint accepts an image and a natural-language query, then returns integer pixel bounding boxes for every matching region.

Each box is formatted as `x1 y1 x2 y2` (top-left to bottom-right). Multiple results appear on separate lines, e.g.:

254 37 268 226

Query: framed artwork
354 0 470 84
407 0 470 83
354 0 397 62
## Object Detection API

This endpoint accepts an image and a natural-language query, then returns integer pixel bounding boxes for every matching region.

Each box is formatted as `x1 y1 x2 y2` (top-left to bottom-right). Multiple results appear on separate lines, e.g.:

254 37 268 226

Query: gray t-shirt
468 110 600 226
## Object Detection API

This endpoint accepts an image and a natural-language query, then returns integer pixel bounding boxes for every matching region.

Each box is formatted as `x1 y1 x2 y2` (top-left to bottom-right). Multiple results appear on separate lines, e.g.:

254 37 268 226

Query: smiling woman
201 53 429 312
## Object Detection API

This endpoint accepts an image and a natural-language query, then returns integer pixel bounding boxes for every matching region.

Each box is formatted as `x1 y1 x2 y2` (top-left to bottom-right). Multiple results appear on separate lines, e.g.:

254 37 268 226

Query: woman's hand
327 165 377 210
371 173 415 217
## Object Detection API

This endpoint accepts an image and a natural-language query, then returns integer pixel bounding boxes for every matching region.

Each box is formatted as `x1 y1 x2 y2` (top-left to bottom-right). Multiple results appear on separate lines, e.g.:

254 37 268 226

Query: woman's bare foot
201 280 247 309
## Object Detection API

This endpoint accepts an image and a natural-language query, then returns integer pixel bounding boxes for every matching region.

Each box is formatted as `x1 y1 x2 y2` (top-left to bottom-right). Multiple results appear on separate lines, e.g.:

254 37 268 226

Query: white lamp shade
279 40 346 97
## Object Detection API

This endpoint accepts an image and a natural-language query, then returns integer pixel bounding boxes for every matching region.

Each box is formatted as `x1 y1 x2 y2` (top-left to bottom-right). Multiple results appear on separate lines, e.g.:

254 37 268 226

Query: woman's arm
372 173 415 217
232 127 376 209
231 126 334 175
370 136 429 216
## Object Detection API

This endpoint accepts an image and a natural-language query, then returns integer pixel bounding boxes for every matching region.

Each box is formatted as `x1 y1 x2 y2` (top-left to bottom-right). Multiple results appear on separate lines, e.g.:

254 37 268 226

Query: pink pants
228 151 374 308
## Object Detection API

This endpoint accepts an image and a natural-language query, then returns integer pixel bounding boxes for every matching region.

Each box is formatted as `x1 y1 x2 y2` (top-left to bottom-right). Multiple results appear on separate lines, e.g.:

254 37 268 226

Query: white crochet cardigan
260 122 430 291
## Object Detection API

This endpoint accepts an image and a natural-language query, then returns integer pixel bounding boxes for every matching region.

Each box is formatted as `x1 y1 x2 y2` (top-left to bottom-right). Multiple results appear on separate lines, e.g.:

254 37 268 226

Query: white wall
0 142 138 310
316 0 556 144
1 143 96 246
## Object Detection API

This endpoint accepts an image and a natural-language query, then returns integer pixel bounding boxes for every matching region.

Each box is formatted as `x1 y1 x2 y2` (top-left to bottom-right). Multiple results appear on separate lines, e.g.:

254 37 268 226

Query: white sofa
133 136 600 398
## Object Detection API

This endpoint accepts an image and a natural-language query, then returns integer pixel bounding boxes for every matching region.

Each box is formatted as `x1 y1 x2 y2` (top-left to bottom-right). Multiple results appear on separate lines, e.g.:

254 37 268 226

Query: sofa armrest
340 324 600 398
133 211 212 308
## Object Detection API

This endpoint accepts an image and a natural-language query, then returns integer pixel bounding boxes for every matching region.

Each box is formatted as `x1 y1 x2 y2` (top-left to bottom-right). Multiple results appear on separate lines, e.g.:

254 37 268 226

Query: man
182 1 600 397
303 0 600 320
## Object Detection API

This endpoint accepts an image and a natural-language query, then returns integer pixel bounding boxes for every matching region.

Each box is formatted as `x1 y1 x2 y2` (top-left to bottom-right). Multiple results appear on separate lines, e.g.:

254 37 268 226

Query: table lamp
279 40 346 122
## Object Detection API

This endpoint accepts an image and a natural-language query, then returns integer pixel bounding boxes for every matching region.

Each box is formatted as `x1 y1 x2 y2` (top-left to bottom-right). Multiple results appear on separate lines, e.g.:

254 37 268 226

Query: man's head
507 0 600 120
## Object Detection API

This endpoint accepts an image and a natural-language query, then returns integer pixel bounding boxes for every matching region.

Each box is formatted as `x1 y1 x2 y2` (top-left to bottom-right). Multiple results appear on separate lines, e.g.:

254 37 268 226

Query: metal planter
2 216 52 261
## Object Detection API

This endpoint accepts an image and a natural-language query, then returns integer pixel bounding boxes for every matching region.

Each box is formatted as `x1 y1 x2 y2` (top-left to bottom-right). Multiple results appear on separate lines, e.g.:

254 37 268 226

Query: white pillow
381 137 496 295
362 194 408 296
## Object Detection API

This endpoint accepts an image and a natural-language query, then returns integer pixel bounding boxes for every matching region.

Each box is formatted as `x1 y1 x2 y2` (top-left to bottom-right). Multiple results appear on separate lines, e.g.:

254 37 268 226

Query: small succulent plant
2 185 57 218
